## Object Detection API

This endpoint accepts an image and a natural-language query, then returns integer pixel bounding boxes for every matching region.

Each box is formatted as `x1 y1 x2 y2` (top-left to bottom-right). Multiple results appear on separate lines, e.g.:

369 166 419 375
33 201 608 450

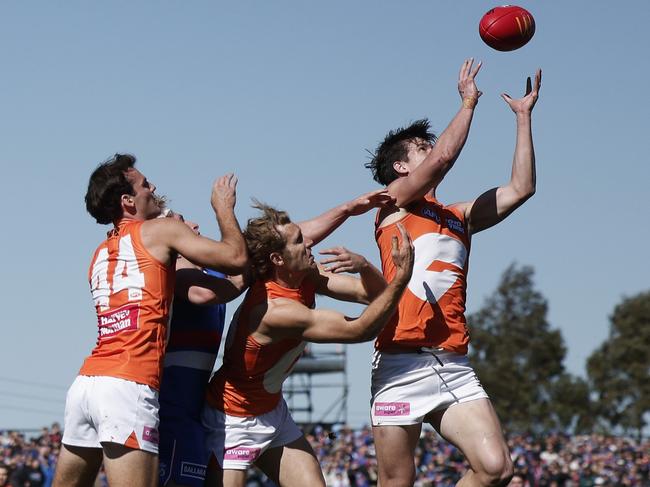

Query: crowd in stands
0 424 60 487
1 423 648 486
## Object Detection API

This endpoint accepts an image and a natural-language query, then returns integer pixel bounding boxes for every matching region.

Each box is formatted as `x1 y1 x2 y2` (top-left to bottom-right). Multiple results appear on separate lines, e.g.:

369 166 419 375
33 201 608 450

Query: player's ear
121 193 136 214
269 251 284 267
393 160 408 176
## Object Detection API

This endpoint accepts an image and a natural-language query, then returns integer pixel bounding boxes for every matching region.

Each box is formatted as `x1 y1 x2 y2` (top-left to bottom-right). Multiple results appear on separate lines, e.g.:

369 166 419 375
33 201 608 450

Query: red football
479 5 535 51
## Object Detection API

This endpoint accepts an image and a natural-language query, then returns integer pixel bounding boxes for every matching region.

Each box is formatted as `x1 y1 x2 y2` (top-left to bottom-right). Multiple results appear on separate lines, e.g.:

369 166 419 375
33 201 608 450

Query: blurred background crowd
2 423 647 487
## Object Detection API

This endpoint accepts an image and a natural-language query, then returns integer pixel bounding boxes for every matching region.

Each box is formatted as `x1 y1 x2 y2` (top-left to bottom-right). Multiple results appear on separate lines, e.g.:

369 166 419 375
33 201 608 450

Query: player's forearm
357 262 388 303
393 103 477 207
427 102 476 177
347 279 407 343
214 208 248 269
509 113 536 198
298 202 351 246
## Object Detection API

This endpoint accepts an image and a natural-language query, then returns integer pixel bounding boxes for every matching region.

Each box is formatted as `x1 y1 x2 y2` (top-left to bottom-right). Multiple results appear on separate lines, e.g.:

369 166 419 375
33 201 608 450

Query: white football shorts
62 375 160 454
370 348 488 426
201 398 303 470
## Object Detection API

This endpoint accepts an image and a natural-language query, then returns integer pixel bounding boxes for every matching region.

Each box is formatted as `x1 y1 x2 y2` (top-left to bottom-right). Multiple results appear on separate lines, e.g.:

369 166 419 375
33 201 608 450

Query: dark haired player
366 60 542 487
53 155 248 487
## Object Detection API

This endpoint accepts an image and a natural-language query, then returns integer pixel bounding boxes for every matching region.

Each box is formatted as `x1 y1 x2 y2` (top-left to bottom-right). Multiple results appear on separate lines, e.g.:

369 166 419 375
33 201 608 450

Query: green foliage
587 291 650 437
468 264 592 433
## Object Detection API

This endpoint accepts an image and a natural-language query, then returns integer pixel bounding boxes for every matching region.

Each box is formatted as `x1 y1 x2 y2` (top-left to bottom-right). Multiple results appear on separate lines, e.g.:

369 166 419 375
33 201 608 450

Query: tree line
467 264 650 438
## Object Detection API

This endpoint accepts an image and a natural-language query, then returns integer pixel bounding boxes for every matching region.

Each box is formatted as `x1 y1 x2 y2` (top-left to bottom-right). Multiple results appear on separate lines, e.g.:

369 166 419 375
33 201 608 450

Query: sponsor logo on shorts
97 303 140 338
142 426 159 445
180 462 206 480
374 402 411 416
224 446 260 462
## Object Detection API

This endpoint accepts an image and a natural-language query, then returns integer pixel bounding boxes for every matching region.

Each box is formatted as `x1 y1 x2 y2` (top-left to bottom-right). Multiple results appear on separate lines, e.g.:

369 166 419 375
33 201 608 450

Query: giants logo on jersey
408 232 468 304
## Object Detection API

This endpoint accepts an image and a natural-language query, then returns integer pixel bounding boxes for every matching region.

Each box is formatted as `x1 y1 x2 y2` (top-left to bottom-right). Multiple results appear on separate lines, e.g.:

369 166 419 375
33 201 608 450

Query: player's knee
476 451 513 486
379 465 416 487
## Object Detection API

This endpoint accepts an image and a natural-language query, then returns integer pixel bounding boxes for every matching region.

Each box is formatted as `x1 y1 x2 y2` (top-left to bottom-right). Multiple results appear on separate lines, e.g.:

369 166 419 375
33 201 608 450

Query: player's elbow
220 248 249 274
187 287 220 306
346 320 380 343
517 184 536 202
230 251 249 272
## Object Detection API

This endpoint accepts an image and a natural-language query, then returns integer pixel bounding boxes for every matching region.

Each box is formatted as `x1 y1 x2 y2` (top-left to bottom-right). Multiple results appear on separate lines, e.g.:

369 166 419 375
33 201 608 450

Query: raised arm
208 173 248 267
297 188 395 246
143 174 248 273
264 224 413 344
313 246 387 304
388 58 482 207
454 69 542 235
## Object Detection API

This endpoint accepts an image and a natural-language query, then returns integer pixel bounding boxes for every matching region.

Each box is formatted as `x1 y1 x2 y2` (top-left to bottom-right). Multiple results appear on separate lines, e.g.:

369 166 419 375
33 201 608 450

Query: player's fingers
396 223 409 244
470 60 483 78
331 264 353 274
534 69 542 92
367 188 388 197
230 174 238 188
324 262 346 273
319 256 350 266
459 58 470 79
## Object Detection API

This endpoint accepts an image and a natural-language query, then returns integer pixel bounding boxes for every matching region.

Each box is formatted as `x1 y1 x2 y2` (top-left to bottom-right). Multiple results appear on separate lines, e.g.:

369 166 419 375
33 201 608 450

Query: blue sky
1 1 649 428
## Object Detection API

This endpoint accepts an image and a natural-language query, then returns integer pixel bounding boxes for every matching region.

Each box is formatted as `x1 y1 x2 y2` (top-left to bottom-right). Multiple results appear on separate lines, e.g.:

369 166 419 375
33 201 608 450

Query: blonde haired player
202 203 414 487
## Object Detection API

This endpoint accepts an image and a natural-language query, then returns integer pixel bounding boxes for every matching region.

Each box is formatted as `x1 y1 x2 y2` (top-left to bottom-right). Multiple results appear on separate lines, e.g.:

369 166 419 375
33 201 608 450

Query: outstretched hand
501 69 542 114
211 173 238 212
458 58 483 101
347 189 396 216
319 246 368 274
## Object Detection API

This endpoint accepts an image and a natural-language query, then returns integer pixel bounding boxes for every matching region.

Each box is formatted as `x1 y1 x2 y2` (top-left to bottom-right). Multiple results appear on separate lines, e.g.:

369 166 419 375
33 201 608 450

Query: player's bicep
266 305 356 344
463 186 525 234
166 221 244 273
300 308 357 343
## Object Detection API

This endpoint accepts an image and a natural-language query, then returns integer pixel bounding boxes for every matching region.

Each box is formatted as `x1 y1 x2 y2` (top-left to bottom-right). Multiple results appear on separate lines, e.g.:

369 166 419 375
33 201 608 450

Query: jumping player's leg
372 423 422 487
103 442 159 487
204 456 246 487
428 398 513 487
52 444 103 487
255 435 325 487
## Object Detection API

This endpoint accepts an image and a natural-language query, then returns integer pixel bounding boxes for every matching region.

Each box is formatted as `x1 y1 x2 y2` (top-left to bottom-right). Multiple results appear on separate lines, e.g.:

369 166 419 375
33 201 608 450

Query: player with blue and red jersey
158 214 246 487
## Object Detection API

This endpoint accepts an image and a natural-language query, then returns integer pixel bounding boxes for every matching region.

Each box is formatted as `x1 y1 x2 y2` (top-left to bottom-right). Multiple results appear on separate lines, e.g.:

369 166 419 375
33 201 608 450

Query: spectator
0 464 9 487
2 426 649 487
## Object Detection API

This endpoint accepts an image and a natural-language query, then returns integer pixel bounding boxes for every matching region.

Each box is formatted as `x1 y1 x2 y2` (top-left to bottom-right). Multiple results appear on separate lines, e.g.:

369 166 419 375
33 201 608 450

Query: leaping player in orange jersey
363 60 542 487
53 154 249 487
201 202 414 487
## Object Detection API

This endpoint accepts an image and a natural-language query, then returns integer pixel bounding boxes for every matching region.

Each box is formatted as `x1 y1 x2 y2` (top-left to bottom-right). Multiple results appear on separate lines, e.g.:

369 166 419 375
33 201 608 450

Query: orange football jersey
207 279 316 417
375 196 471 354
79 220 175 390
